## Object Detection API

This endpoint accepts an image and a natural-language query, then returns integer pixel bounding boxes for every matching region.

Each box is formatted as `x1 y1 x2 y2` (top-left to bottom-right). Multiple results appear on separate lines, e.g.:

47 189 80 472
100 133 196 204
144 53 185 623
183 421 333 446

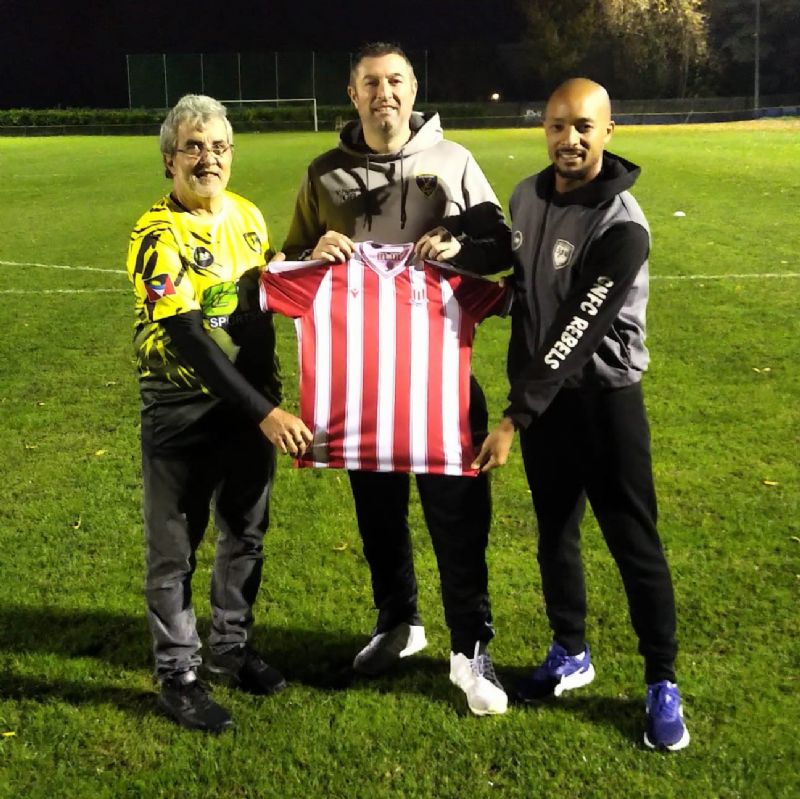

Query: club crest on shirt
243 231 262 253
512 230 524 251
193 246 215 269
552 239 575 269
410 285 428 305
415 174 438 198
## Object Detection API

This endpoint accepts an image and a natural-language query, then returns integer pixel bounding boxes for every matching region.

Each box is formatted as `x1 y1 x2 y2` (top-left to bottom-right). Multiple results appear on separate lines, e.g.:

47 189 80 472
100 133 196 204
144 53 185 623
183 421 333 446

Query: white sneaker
353 622 428 676
449 642 508 716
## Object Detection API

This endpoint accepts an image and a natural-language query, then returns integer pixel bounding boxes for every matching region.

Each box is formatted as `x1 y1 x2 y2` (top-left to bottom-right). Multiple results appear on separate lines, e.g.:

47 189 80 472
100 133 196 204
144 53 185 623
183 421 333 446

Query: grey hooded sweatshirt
282 111 510 275
505 152 652 429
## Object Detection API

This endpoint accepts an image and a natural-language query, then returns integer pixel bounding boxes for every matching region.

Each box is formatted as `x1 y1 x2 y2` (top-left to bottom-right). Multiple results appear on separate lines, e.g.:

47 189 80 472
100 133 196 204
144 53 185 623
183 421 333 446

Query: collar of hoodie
362 150 408 231
339 111 442 231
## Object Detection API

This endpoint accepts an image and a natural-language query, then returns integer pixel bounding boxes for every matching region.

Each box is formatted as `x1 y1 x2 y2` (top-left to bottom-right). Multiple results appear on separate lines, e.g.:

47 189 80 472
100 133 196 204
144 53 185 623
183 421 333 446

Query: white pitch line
0 288 129 295
1 258 798 284
0 259 126 275
651 272 800 281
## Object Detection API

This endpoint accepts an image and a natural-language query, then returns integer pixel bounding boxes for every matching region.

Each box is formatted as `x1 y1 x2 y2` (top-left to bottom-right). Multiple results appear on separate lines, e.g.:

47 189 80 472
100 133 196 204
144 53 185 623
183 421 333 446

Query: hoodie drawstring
361 147 408 232
399 150 408 230
364 153 372 232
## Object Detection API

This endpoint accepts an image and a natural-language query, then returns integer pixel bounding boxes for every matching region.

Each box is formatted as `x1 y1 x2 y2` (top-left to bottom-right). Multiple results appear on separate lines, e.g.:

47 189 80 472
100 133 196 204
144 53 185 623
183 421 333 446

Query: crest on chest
415 174 439 198
552 239 575 270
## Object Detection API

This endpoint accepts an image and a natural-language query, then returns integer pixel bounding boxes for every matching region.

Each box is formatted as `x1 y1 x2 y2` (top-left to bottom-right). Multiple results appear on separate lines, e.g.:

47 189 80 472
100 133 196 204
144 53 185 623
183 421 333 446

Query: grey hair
159 94 234 157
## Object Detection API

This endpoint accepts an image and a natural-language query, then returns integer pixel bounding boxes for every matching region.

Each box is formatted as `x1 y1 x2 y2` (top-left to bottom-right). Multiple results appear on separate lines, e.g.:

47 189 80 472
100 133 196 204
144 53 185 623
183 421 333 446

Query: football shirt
261 241 506 475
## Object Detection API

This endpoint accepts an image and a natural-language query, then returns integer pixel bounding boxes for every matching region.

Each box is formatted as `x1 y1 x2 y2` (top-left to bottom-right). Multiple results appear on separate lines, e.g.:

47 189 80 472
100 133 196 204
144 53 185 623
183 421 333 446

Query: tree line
429 0 798 101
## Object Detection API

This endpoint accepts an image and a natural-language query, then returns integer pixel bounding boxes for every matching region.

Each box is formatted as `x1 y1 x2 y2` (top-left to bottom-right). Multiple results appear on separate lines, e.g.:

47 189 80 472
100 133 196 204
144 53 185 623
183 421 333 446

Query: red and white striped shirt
260 241 506 475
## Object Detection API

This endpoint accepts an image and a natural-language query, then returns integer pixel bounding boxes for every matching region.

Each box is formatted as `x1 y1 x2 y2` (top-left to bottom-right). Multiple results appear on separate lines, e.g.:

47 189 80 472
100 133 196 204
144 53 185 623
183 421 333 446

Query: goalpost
219 97 319 132
126 54 326 130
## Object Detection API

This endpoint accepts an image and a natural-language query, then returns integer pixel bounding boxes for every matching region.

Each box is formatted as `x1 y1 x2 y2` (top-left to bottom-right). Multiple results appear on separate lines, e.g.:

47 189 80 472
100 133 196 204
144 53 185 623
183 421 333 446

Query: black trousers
518 382 678 684
347 376 495 655
142 420 275 679
348 470 493 655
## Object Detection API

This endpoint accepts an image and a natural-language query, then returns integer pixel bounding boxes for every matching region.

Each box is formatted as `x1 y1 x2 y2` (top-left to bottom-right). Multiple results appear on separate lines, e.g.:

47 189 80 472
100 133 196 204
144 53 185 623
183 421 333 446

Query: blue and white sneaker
644 680 690 751
517 641 596 701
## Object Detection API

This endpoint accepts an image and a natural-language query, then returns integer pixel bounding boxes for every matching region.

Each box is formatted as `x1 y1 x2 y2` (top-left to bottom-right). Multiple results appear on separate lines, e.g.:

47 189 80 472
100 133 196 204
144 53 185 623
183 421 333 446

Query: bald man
473 78 690 750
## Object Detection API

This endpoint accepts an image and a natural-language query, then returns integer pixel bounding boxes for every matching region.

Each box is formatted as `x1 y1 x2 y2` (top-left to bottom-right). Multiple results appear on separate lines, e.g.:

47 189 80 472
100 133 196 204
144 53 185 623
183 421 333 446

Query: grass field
0 120 798 798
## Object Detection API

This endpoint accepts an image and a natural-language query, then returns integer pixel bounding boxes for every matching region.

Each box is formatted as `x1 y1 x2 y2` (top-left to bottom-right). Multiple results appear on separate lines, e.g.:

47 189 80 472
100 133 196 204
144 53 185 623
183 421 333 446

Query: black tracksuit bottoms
347 377 495 656
518 381 678 684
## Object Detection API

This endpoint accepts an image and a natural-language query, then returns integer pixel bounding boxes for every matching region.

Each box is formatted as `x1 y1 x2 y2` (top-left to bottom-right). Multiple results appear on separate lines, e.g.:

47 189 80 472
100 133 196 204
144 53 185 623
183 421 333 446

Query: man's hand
259 407 313 457
415 226 462 262
311 231 355 264
471 417 516 473
268 251 286 266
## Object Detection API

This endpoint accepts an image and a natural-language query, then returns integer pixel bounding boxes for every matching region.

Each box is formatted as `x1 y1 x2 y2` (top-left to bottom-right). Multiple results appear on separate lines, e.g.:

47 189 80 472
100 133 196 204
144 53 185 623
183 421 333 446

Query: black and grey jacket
283 111 510 275
505 152 652 429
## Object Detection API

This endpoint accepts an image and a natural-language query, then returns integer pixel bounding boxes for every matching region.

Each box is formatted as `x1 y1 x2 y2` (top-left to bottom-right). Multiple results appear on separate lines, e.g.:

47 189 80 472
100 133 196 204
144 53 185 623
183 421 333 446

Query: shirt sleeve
449 272 510 322
128 228 199 322
505 222 650 428
161 311 274 421
259 262 331 318
447 153 513 277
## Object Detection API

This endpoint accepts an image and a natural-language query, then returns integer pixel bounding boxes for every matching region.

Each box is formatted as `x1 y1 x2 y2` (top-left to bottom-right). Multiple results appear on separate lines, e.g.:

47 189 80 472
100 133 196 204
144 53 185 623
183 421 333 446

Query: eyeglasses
175 142 234 158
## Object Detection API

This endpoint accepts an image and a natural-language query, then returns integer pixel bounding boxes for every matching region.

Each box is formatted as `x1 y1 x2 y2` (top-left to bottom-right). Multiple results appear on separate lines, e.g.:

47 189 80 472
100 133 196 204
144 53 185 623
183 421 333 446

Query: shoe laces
169 671 210 698
544 643 572 672
233 645 275 677
359 632 386 657
470 643 499 686
648 682 680 718
185 679 211 699
221 644 260 667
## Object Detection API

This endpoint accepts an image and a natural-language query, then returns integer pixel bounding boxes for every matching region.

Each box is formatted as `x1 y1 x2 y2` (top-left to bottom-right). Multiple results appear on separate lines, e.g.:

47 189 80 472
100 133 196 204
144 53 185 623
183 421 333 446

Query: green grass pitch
0 120 798 798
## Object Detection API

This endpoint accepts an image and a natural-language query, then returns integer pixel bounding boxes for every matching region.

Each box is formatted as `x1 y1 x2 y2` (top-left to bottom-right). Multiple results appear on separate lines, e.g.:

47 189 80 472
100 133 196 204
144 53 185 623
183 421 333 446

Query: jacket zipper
530 199 550 353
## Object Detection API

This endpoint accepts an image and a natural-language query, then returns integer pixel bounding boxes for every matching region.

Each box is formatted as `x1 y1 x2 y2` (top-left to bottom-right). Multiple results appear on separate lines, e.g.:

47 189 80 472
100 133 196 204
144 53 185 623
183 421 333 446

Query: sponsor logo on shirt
415 174 438 198
201 281 238 317
512 230 524 251
552 239 575 269
144 273 176 302
193 246 215 269
243 231 262 253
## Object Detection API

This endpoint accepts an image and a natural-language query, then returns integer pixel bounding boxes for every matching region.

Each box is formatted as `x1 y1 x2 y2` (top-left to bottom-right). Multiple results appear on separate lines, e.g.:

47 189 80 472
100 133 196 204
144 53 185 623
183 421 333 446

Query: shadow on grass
0 605 462 712
0 673 154 717
0 608 649 730
500 664 644 741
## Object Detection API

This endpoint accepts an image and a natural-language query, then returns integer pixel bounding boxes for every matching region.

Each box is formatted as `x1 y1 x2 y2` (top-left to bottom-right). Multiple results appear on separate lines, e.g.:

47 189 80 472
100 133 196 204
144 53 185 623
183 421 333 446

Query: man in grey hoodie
282 42 511 715
473 78 690 750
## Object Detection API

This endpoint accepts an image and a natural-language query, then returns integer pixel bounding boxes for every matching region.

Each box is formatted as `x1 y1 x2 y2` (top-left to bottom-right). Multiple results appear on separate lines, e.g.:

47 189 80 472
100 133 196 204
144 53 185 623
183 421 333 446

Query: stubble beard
554 164 589 181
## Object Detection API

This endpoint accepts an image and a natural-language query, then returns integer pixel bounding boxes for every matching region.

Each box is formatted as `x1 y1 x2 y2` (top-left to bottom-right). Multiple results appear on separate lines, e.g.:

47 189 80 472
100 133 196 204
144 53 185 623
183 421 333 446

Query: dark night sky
0 0 525 108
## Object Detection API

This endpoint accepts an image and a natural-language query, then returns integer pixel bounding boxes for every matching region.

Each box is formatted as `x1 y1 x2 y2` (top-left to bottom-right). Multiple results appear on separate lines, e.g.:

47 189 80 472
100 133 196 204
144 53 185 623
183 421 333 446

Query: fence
126 51 432 109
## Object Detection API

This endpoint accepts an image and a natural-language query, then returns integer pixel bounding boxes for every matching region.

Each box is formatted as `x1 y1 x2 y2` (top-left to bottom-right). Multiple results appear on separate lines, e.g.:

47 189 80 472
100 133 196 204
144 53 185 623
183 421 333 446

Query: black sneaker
206 645 287 695
352 623 428 676
158 670 233 733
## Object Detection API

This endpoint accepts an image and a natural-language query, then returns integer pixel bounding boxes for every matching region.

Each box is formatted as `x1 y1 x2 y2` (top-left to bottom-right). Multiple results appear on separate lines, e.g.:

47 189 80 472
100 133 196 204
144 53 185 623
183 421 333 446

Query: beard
554 163 589 181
